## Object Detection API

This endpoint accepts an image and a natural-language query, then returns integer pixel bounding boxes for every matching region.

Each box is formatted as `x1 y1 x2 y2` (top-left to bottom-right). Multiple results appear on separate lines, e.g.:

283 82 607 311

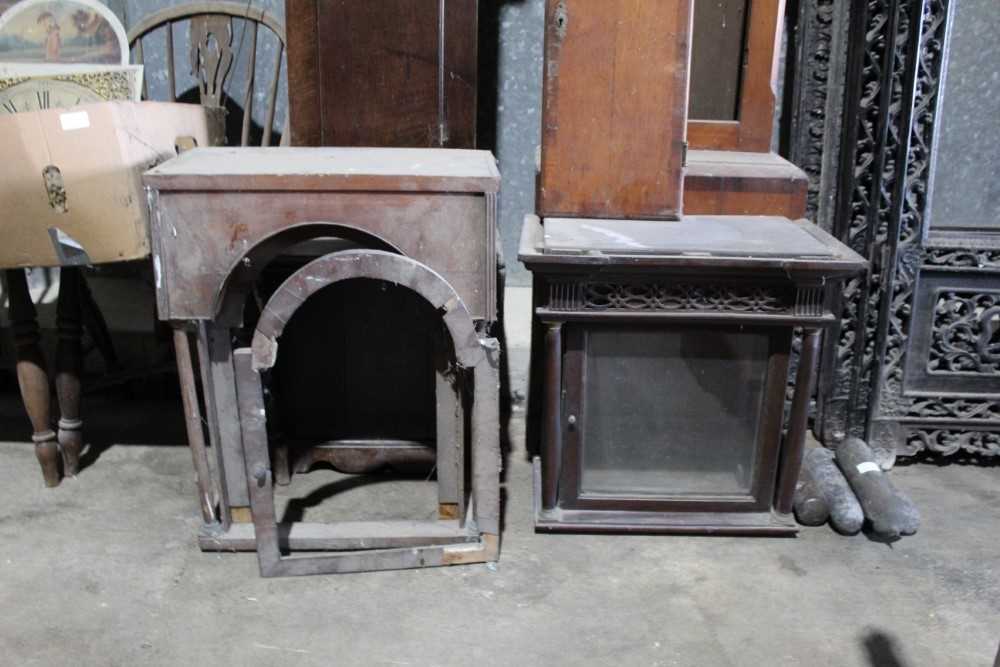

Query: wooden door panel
539 0 692 219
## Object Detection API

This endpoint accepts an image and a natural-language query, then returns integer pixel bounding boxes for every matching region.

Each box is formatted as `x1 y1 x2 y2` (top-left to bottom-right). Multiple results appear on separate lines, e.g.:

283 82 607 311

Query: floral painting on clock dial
0 0 127 65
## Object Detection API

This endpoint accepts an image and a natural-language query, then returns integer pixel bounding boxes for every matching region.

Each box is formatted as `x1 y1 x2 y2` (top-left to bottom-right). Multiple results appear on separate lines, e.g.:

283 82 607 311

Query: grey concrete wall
490 0 544 286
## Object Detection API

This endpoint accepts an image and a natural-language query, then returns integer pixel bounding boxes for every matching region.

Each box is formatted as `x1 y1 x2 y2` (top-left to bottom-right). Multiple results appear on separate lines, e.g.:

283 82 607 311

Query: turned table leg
56 267 84 476
5 269 59 487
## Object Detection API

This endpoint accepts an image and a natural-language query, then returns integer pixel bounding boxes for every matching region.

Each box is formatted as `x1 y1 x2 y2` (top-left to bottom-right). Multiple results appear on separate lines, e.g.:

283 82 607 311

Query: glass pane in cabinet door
579 325 769 497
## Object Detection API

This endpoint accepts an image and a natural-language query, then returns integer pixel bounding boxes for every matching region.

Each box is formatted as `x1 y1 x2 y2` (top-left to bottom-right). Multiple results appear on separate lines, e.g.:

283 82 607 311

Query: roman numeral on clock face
1 100 16 113
36 90 50 109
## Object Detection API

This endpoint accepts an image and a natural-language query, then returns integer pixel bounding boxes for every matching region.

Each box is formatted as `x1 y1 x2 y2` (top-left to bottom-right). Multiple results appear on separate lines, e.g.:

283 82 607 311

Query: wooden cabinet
538 0 692 219
286 0 478 148
520 215 866 534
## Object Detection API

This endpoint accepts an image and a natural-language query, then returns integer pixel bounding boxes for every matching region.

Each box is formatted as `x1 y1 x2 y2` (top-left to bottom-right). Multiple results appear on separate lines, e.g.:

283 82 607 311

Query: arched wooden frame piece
127 1 288 146
687 0 784 152
212 221 404 325
251 250 485 372
234 250 500 576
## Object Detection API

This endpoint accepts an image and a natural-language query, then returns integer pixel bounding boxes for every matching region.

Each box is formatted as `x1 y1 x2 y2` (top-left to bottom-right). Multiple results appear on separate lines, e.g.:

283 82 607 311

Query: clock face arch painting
0 0 128 66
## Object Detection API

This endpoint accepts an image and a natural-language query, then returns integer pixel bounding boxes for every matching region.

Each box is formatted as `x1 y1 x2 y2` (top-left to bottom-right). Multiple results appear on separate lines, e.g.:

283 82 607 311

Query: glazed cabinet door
558 323 789 513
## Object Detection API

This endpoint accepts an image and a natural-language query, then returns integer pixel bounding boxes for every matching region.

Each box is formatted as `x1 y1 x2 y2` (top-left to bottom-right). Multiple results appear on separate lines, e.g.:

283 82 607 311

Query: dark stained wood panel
286 0 477 148
539 0 693 220
285 0 322 145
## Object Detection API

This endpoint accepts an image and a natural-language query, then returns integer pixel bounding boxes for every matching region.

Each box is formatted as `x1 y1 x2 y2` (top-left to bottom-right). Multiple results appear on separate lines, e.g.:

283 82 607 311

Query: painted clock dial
0 77 101 113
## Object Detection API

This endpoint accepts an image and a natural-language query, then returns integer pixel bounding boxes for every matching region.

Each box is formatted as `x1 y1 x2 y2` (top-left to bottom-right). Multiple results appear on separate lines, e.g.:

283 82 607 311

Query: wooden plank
199 520 478 552
442 0 479 148
173 328 217 524
207 323 249 507
233 348 282 575
285 0 322 146
472 338 501 535
734 0 785 152
239 21 258 147
435 338 463 510
144 147 500 192
684 150 808 218
539 0 692 219
150 190 495 323
262 43 283 147
290 0 478 148
196 323 230 525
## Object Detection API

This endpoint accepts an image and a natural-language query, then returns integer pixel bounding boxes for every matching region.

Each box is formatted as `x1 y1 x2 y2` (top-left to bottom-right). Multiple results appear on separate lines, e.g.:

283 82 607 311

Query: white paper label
153 254 161 289
856 462 881 475
59 111 90 131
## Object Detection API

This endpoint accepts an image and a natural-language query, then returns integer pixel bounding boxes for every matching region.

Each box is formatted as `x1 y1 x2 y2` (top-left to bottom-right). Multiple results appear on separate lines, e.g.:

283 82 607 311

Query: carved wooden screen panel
816 0 1000 462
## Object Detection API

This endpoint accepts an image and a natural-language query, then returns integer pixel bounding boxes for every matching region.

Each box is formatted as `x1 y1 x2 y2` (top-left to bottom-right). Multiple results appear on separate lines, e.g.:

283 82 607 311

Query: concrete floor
1 288 999 666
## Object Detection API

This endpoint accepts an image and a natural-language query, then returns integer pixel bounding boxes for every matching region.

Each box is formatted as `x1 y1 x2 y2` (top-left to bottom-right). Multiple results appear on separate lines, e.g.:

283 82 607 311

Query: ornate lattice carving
547 282 792 314
926 290 1000 375
820 0 1000 457
903 428 1000 457
902 397 1000 420
875 0 959 424
854 0 916 433
824 0 899 441
789 0 840 222
925 248 1000 269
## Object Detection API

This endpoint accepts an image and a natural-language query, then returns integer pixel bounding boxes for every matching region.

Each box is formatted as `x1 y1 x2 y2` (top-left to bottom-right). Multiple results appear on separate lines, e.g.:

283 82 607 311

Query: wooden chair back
127 1 287 146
